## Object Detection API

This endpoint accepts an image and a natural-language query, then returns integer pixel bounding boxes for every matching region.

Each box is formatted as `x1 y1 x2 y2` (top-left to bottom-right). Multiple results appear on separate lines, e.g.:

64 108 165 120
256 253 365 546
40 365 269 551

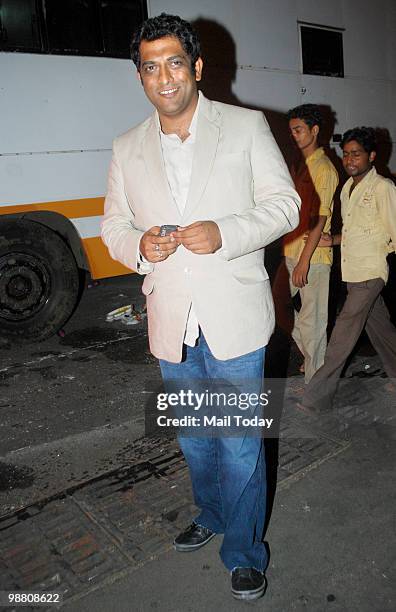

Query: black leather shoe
231 567 267 600
173 522 216 552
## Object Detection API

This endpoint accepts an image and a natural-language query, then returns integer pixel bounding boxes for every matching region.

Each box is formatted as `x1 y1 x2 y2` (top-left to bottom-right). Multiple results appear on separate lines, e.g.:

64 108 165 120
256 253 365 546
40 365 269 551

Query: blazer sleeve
216 112 301 260
101 143 154 275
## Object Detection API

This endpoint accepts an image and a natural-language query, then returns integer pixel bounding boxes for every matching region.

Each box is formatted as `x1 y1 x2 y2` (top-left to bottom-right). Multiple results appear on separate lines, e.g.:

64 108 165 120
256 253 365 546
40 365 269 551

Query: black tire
0 219 80 341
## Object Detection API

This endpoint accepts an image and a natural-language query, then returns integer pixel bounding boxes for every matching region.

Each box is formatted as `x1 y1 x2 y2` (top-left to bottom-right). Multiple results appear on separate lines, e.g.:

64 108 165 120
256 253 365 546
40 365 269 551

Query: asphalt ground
0 274 157 515
0 267 395 611
62 425 396 612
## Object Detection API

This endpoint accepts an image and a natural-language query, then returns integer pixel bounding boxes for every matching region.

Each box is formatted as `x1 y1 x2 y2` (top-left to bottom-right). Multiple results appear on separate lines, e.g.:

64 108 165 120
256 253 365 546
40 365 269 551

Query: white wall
149 0 396 170
1 53 151 154
1 0 395 205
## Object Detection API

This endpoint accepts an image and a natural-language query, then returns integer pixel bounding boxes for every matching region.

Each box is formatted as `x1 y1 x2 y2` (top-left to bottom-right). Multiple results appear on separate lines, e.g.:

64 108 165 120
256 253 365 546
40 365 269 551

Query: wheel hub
0 254 51 321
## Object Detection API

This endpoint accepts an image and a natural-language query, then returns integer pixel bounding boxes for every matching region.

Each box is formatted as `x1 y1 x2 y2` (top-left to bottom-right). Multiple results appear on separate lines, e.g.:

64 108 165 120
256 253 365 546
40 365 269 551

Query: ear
312 125 319 138
369 151 376 163
194 57 203 82
136 70 142 84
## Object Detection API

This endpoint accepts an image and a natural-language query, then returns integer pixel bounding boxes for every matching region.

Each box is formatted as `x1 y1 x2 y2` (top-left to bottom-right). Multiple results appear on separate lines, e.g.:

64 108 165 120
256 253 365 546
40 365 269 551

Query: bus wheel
0 219 80 341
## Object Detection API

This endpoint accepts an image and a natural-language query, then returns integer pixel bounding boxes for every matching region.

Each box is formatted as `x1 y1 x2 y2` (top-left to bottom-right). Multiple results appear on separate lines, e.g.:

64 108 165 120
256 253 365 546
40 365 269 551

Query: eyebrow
141 54 187 66
167 54 186 61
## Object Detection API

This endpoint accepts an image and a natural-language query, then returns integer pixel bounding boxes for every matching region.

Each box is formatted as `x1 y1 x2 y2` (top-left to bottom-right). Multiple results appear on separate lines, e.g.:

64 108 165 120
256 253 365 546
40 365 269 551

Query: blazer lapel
182 96 220 221
142 114 181 221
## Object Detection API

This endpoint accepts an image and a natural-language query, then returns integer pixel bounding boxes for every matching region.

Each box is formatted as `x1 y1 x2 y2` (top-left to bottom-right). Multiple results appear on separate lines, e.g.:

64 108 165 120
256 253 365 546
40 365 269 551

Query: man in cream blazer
102 13 300 601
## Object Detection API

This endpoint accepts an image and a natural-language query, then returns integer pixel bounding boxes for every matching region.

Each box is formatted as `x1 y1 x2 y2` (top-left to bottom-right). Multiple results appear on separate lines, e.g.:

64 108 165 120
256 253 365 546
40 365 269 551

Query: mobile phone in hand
159 225 178 237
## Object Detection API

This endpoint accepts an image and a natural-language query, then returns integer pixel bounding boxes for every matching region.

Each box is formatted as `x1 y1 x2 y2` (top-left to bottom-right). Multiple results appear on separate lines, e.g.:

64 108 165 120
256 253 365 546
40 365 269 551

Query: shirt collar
345 166 377 191
306 147 325 165
156 90 201 143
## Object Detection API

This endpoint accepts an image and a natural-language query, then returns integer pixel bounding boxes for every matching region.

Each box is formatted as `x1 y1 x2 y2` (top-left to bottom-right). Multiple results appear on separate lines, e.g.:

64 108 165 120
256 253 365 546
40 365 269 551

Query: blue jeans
159 334 267 572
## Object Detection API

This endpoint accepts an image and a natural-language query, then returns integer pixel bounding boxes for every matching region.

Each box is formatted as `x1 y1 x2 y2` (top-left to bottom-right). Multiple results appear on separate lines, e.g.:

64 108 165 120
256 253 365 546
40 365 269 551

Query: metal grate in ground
285 372 395 432
0 416 349 606
0 497 129 603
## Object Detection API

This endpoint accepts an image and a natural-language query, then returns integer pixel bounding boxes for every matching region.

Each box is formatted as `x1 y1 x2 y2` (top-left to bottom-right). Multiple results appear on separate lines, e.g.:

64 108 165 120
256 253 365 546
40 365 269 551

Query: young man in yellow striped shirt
275 104 338 382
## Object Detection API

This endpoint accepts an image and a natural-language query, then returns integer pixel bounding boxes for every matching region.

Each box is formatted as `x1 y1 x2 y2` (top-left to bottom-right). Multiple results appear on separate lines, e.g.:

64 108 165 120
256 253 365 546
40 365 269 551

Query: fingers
179 237 213 254
292 271 307 288
153 245 177 260
174 224 209 253
150 239 177 261
175 221 202 233
152 239 176 252
173 225 202 243
150 235 177 247
141 221 219 259
174 221 221 254
145 248 177 262
318 232 332 247
153 248 176 261
174 221 209 239
140 226 178 262
178 235 207 249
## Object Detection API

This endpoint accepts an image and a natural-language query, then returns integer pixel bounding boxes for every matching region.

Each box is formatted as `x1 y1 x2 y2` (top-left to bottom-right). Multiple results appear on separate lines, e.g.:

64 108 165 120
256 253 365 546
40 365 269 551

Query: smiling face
289 118 319 158
342 140 376 183
137 35 203 126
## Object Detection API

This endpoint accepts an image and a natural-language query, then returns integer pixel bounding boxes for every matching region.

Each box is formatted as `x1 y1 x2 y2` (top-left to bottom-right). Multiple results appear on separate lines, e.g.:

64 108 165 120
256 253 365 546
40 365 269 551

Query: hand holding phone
139 225 179 263
159 224 178 237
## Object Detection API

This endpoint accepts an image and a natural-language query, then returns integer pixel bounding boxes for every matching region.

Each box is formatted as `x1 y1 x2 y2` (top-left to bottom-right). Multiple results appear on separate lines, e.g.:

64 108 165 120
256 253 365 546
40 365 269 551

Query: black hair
340 127 377 153
287 104 323 131
131 13 201 73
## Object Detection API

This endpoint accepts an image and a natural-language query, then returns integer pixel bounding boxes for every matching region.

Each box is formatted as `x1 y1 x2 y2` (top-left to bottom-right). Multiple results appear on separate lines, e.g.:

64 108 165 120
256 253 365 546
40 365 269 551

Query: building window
45 0 100 56
101 0 146 57
300 23 344 78
0 0 147 58
0 0 41 52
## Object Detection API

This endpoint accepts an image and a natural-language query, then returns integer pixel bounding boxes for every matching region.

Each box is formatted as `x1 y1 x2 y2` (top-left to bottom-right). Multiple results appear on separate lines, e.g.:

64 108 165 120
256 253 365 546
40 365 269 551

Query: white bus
1 0 395 340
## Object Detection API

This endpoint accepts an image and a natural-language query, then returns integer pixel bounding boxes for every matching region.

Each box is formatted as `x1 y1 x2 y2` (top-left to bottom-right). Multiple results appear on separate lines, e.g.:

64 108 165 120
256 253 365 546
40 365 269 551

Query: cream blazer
102 94 300 362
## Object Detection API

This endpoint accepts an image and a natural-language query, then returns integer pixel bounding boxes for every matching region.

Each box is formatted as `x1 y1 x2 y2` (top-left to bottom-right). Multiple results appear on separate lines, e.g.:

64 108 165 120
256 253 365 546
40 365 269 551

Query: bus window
0 0 42 52
101 0 147 58
45 0 100 56
0 0 148 58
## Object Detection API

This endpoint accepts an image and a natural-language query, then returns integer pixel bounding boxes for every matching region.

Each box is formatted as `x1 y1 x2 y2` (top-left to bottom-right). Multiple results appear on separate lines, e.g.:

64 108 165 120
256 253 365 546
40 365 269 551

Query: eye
143 64 156 73
170 59 183 67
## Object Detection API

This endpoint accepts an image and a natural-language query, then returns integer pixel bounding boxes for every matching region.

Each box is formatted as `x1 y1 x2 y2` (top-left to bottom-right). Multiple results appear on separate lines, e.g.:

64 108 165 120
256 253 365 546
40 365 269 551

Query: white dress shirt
159 94 201 346
138 94 202 347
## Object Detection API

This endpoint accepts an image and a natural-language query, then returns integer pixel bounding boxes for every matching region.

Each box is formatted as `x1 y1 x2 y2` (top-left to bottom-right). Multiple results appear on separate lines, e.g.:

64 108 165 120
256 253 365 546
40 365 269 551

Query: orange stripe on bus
83 236 135 280
0 197 105 219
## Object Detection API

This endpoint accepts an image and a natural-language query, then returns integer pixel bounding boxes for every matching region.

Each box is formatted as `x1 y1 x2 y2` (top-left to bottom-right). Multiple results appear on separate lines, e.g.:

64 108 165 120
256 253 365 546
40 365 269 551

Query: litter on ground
106 304 147 325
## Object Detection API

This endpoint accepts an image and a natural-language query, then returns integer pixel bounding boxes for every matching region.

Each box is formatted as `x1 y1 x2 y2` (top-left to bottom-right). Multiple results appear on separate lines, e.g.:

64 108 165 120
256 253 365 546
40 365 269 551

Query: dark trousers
303 278 396 411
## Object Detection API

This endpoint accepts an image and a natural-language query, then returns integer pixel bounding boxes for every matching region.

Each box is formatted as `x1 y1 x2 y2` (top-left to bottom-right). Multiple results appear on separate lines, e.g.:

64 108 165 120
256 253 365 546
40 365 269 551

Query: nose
158 63 172 85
